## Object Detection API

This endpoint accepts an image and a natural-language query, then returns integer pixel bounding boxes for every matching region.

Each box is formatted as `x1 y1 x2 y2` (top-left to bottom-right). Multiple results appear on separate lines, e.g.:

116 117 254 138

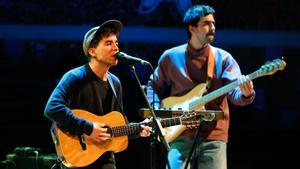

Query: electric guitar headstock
256 58 286 78
180 110 219 128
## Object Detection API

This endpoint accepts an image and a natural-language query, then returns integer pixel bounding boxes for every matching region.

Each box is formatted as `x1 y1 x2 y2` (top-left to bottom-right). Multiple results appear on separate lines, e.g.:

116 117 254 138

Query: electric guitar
160 58 286 143
52 109 213 167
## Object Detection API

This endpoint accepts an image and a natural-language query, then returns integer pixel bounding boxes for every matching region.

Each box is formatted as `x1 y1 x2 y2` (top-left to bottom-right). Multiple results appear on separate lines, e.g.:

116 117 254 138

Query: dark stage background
1 0 299 169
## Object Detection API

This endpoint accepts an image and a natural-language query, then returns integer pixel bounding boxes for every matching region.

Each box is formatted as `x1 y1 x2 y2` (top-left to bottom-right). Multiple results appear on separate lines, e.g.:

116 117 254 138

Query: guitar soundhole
104 126 113 137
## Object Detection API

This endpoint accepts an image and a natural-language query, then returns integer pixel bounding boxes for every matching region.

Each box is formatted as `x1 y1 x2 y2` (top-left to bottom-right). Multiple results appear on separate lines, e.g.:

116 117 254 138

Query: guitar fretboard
188 69 262 110
111 117 183 137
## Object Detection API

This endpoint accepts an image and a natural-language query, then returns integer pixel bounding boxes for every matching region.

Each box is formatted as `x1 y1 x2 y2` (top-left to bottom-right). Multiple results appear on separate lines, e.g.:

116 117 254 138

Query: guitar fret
174 118 180 126
129 124 134 135
112 126 119 136
160 119 167 127
188 70 260 110
127 125 131 135
121 127 124 135
160 117 181 128
112 123 143 137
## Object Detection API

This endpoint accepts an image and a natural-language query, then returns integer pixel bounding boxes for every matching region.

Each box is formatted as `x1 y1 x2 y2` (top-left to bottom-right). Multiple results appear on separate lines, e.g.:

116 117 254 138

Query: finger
140 129 150 137
96 124 109 132
140 131 150 137
245 75 250 82
147 126 152 132
249 80 254 89
238 75 245 84
99 132 111 138
98 137 111 142
97 123 106 127
244 80 253 90
142 125 152 132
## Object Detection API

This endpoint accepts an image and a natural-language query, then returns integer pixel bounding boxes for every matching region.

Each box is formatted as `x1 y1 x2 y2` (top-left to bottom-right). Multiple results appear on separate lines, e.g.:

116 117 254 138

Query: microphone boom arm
115 52 151 65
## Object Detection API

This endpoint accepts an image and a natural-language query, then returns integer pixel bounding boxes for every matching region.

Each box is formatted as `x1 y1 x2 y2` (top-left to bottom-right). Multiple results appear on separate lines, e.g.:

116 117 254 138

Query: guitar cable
50 159 63 169
33 150 39 169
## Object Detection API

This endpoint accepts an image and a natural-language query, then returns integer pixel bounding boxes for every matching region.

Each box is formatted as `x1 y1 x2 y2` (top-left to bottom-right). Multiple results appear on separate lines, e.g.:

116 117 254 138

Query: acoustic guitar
52 108 211 167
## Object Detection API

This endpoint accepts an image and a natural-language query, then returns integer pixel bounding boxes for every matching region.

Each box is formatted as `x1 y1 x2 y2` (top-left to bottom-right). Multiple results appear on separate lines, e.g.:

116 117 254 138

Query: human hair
183 5 215 39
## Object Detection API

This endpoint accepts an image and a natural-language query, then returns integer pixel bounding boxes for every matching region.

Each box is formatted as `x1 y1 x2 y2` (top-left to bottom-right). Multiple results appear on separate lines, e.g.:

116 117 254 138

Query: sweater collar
186 42 210 59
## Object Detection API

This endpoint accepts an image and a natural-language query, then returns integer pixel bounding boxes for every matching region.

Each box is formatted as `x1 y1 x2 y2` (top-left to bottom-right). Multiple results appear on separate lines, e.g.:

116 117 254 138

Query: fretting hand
238 75 254 97
139 118 152 137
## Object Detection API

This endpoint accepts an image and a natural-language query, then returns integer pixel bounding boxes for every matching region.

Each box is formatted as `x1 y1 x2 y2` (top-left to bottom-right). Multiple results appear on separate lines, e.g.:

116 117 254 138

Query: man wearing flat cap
44 19 151 169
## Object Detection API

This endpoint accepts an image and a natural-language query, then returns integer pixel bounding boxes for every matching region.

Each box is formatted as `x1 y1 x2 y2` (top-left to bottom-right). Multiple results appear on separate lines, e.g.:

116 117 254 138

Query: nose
210 23 215 30
112 42 119 51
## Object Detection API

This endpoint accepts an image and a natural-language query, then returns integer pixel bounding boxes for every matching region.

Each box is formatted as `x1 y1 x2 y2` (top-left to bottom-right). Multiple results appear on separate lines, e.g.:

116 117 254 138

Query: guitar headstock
180 110 217 126
181 112 217 128
181 111 198 121
180 111 200 128
258 58 286 77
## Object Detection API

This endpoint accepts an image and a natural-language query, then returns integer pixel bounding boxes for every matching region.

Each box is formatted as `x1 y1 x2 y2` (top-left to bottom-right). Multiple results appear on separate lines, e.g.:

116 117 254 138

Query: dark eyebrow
202 20 215 24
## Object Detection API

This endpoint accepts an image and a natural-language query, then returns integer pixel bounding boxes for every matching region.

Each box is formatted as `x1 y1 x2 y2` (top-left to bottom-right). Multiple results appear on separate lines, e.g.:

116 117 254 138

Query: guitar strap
206 45 215 91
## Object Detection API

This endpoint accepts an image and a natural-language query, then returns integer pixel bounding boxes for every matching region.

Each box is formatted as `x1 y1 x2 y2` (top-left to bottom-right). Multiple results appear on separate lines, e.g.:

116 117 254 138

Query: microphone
115 52 150 65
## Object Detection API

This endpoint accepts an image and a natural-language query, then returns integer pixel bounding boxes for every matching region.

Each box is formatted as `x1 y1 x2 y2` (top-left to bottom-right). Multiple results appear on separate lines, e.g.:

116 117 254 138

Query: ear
188 25 196 34
88 48 96 58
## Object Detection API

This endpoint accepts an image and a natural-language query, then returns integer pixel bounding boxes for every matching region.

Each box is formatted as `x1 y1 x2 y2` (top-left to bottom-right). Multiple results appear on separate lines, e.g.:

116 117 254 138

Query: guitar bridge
79 134 87 150
104 126 113 137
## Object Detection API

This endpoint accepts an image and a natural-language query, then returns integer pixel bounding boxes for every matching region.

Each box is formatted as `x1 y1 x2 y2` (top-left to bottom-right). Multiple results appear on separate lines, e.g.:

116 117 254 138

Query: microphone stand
128 64 170 169
184 117 204 169
183 109 220 169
